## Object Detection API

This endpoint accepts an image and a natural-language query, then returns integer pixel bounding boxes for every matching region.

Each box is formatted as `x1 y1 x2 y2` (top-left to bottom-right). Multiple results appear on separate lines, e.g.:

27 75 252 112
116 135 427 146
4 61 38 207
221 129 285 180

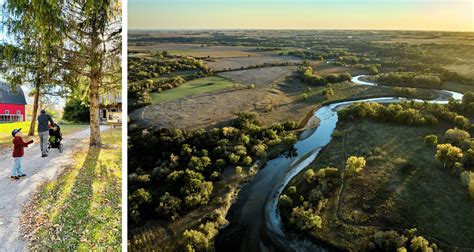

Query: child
11 128 34 180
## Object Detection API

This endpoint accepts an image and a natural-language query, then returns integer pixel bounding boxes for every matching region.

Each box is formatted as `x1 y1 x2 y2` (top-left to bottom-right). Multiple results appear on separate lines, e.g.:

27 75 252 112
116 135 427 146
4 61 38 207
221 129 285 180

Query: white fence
0 114 23 123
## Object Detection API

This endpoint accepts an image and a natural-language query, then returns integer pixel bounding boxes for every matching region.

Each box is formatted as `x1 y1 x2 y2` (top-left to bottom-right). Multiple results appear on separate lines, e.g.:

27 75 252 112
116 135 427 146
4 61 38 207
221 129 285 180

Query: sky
129 0 474 31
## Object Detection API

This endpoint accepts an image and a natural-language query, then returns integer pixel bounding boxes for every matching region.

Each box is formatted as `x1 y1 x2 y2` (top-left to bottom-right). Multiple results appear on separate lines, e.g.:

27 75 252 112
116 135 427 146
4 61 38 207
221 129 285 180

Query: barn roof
0 82 27 105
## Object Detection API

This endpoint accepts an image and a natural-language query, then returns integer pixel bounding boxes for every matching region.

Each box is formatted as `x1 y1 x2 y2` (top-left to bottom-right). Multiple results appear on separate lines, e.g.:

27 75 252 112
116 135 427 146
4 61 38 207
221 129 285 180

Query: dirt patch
218 66 295 87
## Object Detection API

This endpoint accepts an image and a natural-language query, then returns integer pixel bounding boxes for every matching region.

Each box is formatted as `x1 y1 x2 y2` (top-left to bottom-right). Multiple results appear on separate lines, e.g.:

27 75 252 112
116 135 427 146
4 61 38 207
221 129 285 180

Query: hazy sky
129 0 473 31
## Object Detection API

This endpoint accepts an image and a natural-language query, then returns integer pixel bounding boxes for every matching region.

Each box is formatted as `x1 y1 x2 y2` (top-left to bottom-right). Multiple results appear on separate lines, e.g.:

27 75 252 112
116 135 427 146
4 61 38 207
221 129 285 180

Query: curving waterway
215 76 464 252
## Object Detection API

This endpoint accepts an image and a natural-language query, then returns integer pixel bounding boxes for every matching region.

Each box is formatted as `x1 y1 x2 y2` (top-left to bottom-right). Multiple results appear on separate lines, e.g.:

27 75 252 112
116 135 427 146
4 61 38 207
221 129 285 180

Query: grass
151 76 239 104
0 121 88 148
22 129 122 251
283 120 474 250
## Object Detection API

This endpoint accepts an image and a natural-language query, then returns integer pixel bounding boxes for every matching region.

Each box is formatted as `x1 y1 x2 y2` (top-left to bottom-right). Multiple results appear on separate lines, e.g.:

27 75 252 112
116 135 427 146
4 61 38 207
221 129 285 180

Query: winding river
215 76 464 252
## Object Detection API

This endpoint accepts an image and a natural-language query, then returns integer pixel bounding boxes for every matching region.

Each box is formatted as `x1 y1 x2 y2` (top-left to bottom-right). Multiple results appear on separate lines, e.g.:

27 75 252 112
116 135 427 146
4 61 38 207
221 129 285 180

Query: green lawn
23 129 122 250
151 76 238 104
0 122 88 148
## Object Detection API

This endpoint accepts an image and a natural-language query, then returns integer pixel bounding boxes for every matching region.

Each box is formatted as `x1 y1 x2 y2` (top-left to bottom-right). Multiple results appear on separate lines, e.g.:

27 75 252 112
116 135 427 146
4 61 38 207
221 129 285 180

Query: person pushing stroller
48 123 63 153
37 110 55 157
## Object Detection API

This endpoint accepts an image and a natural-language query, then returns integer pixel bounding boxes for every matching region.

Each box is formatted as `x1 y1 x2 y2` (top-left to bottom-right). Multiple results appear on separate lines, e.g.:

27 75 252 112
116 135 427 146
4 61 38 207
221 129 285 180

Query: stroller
47 123 64 153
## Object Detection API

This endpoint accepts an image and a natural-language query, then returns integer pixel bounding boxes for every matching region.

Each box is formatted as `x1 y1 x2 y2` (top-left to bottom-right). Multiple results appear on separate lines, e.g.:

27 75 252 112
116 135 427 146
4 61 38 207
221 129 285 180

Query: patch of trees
62 97 90 123
279 167 340 234
433 128 474 198
287 50 324 60
128 112 298 225
394 87 417 98
256 47 282 51
338 102 438 126
129 54 210 83
298 65 352 86
217 61 298 73
374 72 442 88
368 228 437 251
340 100 473 129
128 54 212 109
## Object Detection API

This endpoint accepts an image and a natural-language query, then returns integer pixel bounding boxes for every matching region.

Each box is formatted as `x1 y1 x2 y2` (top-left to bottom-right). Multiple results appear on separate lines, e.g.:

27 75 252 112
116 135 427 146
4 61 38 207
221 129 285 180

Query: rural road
0 126 106 252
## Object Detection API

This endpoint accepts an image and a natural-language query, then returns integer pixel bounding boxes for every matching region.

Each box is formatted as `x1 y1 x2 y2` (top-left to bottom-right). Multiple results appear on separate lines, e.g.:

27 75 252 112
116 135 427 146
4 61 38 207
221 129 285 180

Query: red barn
0 82 27 122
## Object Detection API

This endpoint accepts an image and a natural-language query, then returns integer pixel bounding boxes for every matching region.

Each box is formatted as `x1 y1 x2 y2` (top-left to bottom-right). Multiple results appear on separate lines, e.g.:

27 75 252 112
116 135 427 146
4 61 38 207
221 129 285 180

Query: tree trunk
28 83 40 136
89 75 101 146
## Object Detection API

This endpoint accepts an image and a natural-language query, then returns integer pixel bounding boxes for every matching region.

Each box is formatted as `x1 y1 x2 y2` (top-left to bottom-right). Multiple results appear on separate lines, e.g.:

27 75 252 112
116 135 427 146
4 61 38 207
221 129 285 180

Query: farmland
128 30 474 251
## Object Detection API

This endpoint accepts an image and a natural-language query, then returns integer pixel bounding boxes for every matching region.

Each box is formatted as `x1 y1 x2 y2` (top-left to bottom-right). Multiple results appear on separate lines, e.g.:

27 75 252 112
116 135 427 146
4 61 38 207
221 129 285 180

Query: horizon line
128 28 474 33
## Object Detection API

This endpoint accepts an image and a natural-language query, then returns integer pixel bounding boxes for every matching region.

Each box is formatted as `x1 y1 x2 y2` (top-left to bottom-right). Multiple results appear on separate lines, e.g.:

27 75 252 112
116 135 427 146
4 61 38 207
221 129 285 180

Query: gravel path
0 127 106 251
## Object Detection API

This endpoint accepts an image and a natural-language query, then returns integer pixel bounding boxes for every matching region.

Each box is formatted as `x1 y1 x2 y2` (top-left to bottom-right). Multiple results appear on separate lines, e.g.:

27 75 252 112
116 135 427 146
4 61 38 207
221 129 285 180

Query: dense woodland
128 113 298 250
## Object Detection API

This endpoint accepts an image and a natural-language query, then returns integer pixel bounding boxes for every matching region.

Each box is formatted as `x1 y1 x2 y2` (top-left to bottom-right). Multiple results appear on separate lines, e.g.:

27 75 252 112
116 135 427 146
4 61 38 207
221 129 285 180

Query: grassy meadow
151 76 239 104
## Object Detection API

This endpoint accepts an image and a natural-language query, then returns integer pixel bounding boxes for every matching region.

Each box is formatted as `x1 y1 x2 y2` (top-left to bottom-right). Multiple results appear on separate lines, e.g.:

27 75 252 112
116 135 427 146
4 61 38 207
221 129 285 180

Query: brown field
443 64 474 79
129 73 438 131
375 35 474 45
218 66 295 87
128 43 262 58
207 56 302 71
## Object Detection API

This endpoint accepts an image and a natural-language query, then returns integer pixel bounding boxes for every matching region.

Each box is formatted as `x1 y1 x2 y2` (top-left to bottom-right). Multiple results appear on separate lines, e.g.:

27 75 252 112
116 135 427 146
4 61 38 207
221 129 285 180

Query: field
207 56 302 71
443 64 474 79
218 66 295 86
283 120 474 250
151 76 239 104
128 43 260 58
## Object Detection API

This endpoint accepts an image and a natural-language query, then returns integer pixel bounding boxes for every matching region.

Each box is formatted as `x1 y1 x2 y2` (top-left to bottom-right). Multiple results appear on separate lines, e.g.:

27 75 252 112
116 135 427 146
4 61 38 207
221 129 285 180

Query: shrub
435 143 463 169
288 186 297 194
241 156 253 166
252 144 267 158
289 206 322 231
182 228 212 252
346 156 366 176
129 188 152 222
454 115 469 129
279 194 293 207
410 236 430 252
302 93 308 101
235 166 243 174
445 128 470 147
464 149 474 166
62 97 90 123
424 135 438 145
325 74 339 83
305 169 315 182
156 192 182 220
228 153 240 165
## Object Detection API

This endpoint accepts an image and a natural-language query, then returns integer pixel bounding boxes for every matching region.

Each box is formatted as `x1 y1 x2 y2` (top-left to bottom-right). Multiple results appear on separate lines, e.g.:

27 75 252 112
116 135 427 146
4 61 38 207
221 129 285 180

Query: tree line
298 65 352 86
2 0 121 146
